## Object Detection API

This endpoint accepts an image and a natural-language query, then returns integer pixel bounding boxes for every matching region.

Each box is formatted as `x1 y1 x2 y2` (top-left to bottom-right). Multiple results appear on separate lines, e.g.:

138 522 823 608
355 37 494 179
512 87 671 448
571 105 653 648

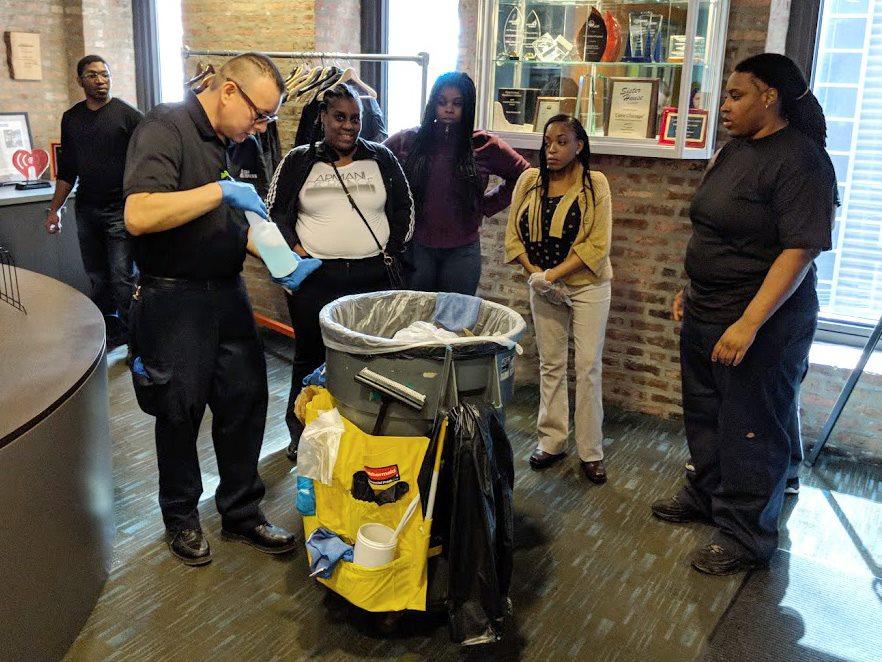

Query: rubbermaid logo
365 464 400 485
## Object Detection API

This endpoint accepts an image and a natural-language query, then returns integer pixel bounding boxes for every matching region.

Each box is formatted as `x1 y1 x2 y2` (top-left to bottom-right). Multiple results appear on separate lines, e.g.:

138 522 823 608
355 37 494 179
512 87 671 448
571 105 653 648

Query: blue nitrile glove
271 255 323 293
218 180 268 218
131 356 149 380
296 475 316 516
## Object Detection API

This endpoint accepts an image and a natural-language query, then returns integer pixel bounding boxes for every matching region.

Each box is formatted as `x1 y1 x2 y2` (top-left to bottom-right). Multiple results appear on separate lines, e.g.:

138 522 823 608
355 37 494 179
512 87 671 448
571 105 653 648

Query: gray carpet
63 333 882 661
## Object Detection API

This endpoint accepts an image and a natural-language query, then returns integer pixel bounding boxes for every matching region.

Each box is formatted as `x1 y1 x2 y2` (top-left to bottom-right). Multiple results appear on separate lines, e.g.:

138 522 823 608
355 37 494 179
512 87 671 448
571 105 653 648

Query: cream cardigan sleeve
571 172 612 275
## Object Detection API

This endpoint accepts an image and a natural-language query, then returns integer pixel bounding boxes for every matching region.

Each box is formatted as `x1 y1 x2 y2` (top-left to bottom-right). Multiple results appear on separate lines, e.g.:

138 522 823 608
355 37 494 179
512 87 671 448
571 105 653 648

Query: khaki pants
529 280 611 462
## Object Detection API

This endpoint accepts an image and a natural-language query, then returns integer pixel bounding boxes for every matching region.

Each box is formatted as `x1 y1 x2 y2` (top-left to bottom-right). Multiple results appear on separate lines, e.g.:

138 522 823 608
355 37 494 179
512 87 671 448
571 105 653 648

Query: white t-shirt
296 160 390 259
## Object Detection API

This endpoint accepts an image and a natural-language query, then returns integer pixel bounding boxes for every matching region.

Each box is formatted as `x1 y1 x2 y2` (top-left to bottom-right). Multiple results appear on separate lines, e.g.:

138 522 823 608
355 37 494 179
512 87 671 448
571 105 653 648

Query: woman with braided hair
385 72 529 294
651 53 839 575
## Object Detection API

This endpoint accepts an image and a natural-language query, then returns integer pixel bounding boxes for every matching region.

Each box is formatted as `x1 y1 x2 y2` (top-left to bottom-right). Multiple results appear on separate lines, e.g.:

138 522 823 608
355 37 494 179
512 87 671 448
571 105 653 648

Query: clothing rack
182 46 431 111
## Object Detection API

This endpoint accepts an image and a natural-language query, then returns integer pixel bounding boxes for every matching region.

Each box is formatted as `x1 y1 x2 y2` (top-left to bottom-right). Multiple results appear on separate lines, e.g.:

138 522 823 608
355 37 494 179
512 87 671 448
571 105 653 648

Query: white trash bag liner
319 290 526 356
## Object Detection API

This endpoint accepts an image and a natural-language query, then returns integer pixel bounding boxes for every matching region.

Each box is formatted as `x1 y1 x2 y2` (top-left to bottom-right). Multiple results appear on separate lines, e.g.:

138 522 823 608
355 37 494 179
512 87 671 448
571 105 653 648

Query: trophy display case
475 0 730 158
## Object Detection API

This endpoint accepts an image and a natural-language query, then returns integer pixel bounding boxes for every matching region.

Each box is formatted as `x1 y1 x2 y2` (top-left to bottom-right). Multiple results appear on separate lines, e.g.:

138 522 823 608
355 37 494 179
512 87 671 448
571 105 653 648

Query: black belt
137 274 240 291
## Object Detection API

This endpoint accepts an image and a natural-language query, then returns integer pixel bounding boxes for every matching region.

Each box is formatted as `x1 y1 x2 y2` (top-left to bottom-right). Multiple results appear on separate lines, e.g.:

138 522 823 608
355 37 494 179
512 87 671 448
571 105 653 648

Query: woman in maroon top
385 72 529 295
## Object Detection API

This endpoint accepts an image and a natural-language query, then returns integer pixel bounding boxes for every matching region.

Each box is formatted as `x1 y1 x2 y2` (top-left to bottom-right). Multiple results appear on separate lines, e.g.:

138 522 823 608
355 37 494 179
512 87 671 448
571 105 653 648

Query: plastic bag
297 407 345 485
392 320 461 343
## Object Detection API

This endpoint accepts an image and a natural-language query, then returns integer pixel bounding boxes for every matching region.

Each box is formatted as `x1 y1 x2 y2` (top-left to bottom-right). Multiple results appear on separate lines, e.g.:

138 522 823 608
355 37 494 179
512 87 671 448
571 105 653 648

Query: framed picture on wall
657 106 709 147
0 112 33 184
50 142 62 180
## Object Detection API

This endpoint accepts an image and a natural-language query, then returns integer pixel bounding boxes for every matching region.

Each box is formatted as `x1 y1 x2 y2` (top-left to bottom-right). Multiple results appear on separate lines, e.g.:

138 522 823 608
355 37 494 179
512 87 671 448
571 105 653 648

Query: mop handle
424 416 448 522
391 495 421 541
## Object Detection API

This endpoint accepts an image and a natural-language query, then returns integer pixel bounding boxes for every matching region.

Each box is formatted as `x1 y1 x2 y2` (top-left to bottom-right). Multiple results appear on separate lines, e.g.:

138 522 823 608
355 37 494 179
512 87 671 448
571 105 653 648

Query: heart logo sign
12 149 50 180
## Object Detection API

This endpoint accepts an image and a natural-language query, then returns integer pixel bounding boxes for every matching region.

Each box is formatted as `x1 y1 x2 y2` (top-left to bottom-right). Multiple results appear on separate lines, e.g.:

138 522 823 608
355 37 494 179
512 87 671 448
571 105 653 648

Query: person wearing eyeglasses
46 55 143 349
122 53 301 566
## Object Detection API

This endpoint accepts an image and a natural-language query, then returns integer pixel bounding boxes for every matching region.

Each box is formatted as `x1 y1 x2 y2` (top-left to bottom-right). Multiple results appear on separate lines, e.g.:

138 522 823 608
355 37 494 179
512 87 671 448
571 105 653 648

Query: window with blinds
813 0 882 326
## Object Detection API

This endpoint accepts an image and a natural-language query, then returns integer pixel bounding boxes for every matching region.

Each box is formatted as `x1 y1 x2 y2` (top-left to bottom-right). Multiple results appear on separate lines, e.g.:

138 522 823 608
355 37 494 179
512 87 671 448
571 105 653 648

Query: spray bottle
244 210 299 278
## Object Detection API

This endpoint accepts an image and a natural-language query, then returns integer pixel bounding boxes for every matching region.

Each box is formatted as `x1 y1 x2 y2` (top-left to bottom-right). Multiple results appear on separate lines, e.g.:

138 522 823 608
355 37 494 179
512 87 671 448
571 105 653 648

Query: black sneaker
286 438 298 462
168 528 212 566
784 477 800 495
690 542 764 575
651 495 709 524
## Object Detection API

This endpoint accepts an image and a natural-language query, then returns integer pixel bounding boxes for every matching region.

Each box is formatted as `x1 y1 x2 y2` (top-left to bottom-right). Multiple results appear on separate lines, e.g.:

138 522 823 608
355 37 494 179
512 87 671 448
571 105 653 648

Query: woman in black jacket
266 82 414 459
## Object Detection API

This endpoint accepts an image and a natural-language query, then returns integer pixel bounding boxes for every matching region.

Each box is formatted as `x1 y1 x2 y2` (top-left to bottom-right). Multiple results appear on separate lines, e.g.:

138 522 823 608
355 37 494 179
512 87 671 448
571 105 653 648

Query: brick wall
0 0 136 156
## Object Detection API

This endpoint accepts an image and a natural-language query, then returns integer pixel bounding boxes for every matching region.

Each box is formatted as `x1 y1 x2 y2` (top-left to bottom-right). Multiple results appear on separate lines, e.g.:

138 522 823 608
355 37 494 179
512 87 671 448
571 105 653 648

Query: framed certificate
657 106 709 147
533 97 577 132
604 78 659 139
0 112 33 184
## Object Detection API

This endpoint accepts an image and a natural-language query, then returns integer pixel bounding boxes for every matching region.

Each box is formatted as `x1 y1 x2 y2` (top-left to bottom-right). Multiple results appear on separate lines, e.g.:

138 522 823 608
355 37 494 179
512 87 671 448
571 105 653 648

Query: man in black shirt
46 55 143 346
124 52 296 566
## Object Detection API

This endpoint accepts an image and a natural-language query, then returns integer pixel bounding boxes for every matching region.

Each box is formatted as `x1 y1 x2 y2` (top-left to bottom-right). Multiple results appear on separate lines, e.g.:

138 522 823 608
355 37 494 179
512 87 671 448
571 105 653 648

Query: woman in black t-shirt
651 54 838 575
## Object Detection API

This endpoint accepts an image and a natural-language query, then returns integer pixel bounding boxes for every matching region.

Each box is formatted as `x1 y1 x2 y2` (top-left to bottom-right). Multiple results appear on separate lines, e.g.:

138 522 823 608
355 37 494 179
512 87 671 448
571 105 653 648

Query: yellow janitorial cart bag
302 388 432 612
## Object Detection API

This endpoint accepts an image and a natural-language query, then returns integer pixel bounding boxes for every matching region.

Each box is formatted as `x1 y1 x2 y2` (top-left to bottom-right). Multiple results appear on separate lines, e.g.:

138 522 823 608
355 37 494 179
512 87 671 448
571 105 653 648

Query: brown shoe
529 448 566 470
580 460 607 484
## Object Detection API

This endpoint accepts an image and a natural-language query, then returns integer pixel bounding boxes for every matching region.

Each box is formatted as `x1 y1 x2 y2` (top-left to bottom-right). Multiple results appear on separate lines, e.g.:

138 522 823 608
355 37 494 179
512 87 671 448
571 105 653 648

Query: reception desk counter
0 268 112 661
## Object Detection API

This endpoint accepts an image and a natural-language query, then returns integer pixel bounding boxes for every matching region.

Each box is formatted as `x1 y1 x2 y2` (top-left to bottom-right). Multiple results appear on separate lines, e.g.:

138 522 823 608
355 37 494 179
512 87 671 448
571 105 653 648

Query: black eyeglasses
226 78 278 125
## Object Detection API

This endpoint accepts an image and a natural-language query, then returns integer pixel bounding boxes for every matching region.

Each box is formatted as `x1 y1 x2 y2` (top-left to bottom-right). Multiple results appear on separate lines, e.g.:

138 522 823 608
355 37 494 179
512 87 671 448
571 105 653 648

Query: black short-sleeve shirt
57 98 143 207
123 91 247 279
518 195 581 270
685 126 836 324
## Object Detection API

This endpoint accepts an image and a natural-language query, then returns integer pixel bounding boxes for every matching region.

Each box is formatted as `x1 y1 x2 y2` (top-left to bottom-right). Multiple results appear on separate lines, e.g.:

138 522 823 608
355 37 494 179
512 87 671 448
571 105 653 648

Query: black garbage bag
446 402 515 644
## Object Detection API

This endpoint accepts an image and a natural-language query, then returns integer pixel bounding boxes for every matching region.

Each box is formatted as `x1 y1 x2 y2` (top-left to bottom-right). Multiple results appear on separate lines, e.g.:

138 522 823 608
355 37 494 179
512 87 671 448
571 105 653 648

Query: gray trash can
319 291 526 437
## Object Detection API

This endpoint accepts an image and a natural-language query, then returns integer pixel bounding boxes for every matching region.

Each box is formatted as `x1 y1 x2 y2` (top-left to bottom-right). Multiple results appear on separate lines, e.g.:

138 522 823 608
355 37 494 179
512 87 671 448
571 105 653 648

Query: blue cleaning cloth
306 527 353 579
433 292 481 332
296 475 316 516
302 364 327 387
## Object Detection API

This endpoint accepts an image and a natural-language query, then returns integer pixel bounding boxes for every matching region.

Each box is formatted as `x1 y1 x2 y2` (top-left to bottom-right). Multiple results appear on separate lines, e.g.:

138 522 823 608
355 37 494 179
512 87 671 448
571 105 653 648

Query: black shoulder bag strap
327 158 403 289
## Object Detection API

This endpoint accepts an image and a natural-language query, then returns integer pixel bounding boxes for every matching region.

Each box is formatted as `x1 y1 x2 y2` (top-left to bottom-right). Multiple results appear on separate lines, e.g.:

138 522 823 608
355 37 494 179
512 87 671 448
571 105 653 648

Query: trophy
578 7 608 62
502 7 525 60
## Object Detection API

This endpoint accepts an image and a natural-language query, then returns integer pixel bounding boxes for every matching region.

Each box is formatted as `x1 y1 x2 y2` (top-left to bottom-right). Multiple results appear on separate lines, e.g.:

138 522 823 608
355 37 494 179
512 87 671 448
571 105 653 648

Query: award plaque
533 97 578 132
657 106 709 147
497 87 540 125
503 7 525 59
604 78 659 139
578 7 608 62
523 11 541 60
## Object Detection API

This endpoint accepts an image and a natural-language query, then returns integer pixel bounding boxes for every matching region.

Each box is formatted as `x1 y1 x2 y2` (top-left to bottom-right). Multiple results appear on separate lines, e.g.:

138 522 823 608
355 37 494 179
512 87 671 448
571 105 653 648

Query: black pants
284 254 390 441
129 276 268 534
75 201 136 331
677 303 816 561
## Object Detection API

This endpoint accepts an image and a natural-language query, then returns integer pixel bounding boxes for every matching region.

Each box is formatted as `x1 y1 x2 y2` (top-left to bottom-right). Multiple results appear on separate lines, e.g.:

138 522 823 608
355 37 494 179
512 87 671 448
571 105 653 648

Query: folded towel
306 527 353 579
433 292 481 332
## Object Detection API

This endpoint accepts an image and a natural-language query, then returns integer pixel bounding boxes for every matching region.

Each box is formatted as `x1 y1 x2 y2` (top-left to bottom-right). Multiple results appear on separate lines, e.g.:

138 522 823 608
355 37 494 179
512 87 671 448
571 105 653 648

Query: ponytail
734 53 828 149
735 53 839 205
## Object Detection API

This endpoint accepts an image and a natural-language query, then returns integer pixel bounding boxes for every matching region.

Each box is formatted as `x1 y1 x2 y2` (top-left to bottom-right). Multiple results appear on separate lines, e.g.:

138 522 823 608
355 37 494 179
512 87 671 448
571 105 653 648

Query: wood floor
62 334 882 661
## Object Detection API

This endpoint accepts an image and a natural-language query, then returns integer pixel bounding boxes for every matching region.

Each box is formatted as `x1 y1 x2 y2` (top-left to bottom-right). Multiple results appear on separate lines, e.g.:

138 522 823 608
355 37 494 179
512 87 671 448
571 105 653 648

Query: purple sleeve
481 139 531 218
383 131 408 163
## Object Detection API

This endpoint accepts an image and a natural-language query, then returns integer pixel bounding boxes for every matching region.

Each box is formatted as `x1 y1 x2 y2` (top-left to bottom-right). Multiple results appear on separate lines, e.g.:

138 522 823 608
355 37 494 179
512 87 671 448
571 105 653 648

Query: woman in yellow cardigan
504 114 613 483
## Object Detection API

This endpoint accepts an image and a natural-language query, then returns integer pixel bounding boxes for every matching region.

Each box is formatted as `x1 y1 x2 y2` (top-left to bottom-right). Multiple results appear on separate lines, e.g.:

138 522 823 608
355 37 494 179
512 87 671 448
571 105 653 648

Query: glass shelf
495 59 702 68
476 0 730 159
